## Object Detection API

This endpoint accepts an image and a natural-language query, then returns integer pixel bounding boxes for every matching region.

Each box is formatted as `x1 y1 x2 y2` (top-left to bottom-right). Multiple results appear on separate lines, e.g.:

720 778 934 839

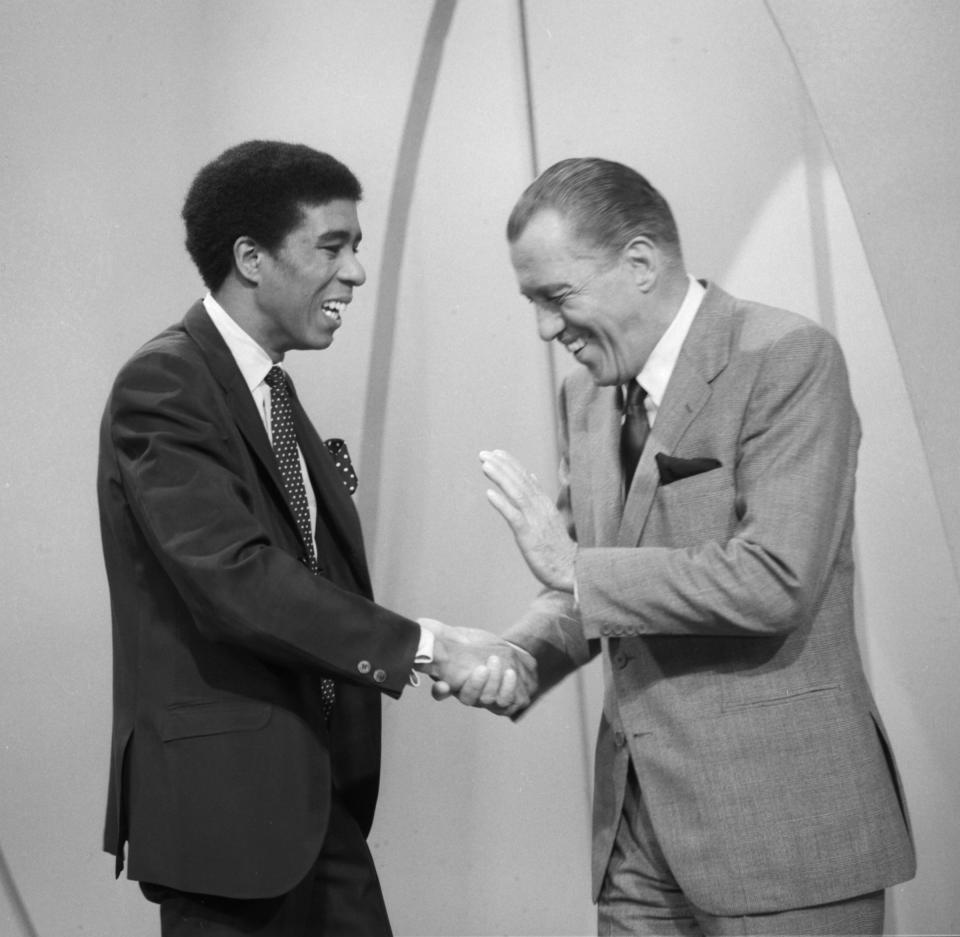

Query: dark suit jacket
97 301 421 899
507 284 915 914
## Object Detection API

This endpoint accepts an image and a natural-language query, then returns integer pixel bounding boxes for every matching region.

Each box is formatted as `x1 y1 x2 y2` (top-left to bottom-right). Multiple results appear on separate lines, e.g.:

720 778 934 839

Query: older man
446 157 915 936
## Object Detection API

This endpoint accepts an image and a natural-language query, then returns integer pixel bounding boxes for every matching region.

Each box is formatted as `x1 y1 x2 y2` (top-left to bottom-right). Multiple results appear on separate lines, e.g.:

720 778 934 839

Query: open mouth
321 300 347 325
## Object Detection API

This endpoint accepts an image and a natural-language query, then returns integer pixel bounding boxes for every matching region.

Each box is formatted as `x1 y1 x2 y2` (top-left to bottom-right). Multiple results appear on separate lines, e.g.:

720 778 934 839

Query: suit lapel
182 302 288 495
289 388 372 594
616 284 733 546
183 302 371 591
582 385 624 547
617 355 711 545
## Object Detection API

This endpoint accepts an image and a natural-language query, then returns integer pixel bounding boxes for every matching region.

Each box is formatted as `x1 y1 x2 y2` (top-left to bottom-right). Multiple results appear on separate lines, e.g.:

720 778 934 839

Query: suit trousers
598 763 885 937
140 791 391 937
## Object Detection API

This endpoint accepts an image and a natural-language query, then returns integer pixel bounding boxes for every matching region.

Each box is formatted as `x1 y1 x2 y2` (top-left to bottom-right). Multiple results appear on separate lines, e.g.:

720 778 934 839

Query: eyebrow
522 282 571 300
315 229 362 245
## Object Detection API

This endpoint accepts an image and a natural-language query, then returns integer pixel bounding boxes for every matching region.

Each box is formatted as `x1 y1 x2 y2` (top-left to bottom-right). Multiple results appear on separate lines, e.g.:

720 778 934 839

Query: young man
98 140 532 936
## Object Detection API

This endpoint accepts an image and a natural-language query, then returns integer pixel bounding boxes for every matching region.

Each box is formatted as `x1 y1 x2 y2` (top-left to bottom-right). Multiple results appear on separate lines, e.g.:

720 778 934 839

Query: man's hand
418 618 537 716
480 449 577 593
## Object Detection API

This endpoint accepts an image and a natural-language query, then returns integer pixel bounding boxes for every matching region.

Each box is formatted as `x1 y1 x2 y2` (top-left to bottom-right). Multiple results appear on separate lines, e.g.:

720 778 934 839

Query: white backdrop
2 2 958 934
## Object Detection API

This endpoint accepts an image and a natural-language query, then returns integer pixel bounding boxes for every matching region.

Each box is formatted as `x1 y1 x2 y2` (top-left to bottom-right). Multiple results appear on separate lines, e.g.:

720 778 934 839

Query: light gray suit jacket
507 283 915 915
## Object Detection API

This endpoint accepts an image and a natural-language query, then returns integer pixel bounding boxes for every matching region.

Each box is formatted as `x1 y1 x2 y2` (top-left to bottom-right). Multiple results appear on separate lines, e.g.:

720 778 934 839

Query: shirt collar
202 293 276 391
635 275 705 407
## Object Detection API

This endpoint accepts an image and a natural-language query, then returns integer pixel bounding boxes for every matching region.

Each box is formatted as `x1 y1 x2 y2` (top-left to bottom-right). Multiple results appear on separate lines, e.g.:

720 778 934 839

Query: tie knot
623 381 647 414
264 366 287 392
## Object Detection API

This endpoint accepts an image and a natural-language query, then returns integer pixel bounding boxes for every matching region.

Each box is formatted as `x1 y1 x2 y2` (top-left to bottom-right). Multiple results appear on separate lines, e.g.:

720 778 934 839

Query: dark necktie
620 380 649 489
264 366 336 719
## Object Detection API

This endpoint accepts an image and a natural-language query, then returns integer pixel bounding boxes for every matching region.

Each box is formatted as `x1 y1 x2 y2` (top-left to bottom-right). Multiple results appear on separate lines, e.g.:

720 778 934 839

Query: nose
536 305 565 342
340 251 366 287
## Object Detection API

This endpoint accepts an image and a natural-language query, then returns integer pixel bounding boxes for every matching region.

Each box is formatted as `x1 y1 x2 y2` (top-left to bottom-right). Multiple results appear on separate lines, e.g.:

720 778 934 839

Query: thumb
431 680 453 701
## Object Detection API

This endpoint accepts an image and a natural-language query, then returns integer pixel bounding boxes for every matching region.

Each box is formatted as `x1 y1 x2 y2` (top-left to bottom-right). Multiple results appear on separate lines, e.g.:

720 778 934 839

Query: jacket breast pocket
160 699 272 742
650 468 735 545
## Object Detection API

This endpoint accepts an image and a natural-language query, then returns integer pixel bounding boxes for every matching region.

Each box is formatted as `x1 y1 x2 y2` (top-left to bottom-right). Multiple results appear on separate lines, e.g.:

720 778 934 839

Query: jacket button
614 652 628 669
357 660 371 675
373 669 387 683
614 731 626 748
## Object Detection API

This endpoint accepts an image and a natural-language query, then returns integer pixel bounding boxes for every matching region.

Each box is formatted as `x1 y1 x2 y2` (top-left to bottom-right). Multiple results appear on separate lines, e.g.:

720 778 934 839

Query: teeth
565 337 586 354
321 301 346 322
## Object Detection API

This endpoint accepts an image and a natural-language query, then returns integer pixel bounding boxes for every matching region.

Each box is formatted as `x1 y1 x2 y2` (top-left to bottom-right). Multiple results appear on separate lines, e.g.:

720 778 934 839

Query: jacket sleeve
105 346 420 696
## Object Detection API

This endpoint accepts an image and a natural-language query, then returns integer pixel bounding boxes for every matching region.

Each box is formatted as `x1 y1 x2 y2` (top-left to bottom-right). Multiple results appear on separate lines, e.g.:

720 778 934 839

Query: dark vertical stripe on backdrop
0 845 39 937
359 0 458 538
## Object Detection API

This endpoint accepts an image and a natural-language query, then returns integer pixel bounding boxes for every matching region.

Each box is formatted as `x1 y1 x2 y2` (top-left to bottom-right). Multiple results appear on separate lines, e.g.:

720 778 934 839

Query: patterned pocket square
324 438 358 495
655 452 722 486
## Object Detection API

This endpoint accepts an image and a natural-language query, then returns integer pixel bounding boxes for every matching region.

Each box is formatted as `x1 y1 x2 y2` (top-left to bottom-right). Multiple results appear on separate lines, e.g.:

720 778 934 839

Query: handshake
410 450 570 716
415 617 538 716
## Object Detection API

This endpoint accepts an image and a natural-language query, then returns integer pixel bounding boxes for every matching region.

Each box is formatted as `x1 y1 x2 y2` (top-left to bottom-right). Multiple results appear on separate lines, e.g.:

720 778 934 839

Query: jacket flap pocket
722 683 839 713
160 700 272 741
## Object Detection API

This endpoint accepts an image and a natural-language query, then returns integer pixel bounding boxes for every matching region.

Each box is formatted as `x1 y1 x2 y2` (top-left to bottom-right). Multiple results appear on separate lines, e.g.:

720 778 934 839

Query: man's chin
584 364 619 387
576 352 614 386
306 332 336 351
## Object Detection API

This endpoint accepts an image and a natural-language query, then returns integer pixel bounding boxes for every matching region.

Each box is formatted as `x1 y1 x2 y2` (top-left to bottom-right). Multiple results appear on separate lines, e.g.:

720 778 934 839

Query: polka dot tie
264 366 336 720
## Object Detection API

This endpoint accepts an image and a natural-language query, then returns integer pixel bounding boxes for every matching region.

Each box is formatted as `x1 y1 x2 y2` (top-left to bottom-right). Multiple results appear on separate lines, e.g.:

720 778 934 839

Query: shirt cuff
409 625 435 687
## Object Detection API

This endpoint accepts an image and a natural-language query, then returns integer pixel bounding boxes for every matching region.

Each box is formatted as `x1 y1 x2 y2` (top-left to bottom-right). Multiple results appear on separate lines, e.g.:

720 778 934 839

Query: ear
232 236 264 285
621 236 660 292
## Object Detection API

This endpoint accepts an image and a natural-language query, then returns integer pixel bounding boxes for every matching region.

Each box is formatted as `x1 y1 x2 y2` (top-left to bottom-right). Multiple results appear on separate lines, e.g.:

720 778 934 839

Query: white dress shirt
633 275 705 425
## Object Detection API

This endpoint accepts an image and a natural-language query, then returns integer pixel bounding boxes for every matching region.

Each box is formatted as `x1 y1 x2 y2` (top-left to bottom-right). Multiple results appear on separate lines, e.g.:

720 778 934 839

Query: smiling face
509 210 668 386
249 199 366 359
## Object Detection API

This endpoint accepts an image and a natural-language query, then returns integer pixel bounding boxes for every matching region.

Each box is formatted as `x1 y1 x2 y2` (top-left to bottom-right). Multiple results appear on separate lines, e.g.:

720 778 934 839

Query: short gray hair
507 157 680 259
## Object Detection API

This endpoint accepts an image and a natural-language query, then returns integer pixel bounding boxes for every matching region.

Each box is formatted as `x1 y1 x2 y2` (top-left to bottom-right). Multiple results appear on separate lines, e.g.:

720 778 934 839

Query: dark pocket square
324 438 358 494
655 452 722 486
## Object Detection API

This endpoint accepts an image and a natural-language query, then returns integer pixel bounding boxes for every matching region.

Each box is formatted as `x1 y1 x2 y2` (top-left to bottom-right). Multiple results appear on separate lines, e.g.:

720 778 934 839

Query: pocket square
324 438 358 495
655 452 722 486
